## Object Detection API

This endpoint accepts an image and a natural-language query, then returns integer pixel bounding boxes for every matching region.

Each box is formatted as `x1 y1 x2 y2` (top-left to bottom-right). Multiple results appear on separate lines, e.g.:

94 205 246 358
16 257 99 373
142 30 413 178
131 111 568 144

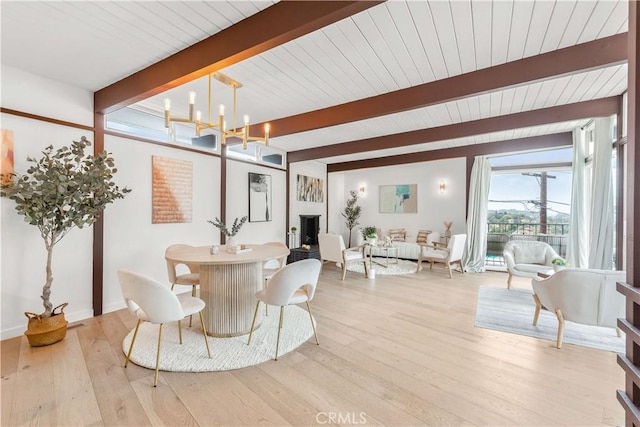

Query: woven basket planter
24 303 68 347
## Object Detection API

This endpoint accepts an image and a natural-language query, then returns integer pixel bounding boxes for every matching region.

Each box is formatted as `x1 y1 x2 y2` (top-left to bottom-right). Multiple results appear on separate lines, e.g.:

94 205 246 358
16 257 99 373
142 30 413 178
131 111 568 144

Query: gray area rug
122 305 314 372
475 286 624 353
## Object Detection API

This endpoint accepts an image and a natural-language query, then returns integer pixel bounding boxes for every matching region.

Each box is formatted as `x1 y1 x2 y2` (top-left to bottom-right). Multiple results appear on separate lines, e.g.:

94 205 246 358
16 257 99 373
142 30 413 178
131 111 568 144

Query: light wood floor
1 265 623 426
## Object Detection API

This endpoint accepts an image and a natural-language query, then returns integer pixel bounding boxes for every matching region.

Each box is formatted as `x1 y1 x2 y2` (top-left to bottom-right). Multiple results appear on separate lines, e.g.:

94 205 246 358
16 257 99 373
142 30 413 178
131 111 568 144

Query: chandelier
163 72 270 149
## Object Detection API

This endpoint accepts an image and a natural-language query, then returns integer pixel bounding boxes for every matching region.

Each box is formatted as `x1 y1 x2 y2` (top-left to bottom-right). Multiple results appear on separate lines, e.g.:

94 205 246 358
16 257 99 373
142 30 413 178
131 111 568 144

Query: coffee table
366 245 399 268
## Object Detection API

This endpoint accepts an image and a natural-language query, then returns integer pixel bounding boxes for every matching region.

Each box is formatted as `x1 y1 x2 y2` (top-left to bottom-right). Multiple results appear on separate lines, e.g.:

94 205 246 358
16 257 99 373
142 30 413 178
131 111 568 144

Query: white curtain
566 128 588 268
588 116 614 269
464 156 491 273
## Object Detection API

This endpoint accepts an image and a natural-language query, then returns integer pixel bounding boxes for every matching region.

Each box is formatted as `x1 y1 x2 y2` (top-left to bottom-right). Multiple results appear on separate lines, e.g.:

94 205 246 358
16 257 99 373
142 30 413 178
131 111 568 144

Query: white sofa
357 229 440 260
532 268 625 348
503 240 559 289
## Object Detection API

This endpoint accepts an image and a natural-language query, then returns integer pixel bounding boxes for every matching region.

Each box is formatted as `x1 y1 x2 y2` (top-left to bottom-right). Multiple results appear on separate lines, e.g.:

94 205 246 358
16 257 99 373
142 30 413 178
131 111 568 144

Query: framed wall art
1 129 14 185
379 184 418 213
249 172 271 222
151 156 193 223
296 174 324 202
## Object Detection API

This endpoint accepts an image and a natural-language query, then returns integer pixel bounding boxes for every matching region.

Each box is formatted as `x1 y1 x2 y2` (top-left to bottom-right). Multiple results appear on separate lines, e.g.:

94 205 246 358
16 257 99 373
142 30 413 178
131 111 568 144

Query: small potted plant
1 137 131 346
551 257 568 272
208 216 247 250
361 226 378 246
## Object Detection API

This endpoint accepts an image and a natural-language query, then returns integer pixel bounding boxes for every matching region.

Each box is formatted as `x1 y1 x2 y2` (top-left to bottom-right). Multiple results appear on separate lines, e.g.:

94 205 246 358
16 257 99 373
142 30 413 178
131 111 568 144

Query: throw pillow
388 228 406 242
513 245 546 264
416 229 432 244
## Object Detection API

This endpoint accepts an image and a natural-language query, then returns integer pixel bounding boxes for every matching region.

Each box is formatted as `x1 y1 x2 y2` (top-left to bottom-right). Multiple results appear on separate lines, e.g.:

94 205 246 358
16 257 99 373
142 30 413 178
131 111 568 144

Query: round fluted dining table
165 244 289 337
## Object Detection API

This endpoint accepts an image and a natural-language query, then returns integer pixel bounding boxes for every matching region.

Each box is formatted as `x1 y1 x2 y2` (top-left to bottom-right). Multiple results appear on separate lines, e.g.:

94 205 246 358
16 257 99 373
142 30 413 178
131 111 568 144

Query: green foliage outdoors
1 137 131 317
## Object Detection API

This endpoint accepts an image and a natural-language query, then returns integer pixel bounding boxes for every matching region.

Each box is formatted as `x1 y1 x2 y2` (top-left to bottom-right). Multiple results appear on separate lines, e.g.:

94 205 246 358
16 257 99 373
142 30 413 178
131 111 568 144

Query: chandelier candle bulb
188 91 195 121
196 111 202 122
219 104 225 116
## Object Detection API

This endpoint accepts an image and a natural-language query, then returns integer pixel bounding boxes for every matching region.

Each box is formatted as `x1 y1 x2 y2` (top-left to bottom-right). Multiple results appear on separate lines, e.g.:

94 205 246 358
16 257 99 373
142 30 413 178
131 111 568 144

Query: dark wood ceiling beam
289 96 619 163
94 1 383 114
327 133 573 173
253 33 626 138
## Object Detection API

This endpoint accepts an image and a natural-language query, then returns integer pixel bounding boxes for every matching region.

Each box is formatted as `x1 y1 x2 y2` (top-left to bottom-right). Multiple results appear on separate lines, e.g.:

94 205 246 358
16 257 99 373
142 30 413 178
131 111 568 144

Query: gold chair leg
124 319 141 368
275 306 284 360
247 301 261 345
264 279 269 316
198 312 212 358
555 309 565 349
306 301 319 345
154 323 164 387
447 262 453 278
189 286 197 327
341 261 347 280
363 259 369 278
429 261 433 270
532 294 541 326
178 319 182 344
416 258 422 273
507 273 512 289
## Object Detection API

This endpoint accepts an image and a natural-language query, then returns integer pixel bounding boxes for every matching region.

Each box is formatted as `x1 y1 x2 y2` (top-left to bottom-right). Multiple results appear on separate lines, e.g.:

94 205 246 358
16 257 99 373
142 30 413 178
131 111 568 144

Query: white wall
226 159 286 245
1 65 93 126
0 114 95 339
102 135 221 313
332 158 467 244
289 161 327 244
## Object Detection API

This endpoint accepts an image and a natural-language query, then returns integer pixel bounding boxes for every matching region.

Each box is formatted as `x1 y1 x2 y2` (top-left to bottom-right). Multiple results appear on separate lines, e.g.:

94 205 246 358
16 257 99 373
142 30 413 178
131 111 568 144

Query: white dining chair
247 258 322 360
118 269 211 387
165 244 200 326
261 241 288 316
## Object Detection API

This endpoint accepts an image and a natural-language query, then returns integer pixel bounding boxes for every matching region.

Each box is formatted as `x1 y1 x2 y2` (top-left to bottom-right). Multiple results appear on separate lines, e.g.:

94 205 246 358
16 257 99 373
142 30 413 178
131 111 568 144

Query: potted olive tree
341 190 361 247
1 137 130 346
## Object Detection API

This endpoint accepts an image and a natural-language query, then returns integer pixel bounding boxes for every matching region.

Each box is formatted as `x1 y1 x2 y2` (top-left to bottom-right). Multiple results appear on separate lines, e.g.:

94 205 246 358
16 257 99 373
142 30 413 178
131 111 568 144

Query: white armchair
416 234 467 278
503 240 559 289
318 233 369 280
532 268 625 348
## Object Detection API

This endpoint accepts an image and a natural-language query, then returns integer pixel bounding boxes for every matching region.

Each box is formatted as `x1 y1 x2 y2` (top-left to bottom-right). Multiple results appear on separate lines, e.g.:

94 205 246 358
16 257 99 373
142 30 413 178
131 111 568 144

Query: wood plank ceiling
0 1 630 165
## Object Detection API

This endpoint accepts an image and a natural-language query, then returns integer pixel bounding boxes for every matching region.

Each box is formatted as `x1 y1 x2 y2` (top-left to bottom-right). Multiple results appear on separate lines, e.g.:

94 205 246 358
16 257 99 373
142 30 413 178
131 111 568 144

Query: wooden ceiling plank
94 1 383 113
326 132 573 173
256 33 627 138
288 96 619 163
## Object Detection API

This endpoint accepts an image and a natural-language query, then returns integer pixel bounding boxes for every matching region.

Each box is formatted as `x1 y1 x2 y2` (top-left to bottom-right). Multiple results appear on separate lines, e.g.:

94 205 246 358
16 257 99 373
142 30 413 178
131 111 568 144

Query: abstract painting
1 129 14 185
379 184 418 213
249 172 271 222
296 174 324 202
152 156 193 223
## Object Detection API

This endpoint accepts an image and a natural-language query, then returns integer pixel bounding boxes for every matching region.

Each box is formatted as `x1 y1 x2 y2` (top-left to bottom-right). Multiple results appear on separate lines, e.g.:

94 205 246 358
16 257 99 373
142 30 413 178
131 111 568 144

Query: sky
487 148 573 216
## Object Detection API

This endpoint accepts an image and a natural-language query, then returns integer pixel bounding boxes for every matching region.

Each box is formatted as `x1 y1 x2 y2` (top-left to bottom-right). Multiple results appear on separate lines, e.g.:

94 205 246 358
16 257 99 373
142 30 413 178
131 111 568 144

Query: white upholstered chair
165 244 201 326
261 241 288 315
532 268 625 348
247 259 322 360
317 233 369 280
416 233 467 278
118 269 211 387
503 240 559 289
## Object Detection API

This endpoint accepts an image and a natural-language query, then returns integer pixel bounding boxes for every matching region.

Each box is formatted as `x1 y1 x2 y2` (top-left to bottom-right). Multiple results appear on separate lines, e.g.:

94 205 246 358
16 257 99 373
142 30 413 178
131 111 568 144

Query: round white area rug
347 258 417 275
122 305 314 372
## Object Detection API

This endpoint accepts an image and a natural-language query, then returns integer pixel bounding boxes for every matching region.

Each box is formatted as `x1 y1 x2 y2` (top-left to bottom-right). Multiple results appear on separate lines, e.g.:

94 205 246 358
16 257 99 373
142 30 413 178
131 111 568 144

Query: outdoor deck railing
486 222 568 266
